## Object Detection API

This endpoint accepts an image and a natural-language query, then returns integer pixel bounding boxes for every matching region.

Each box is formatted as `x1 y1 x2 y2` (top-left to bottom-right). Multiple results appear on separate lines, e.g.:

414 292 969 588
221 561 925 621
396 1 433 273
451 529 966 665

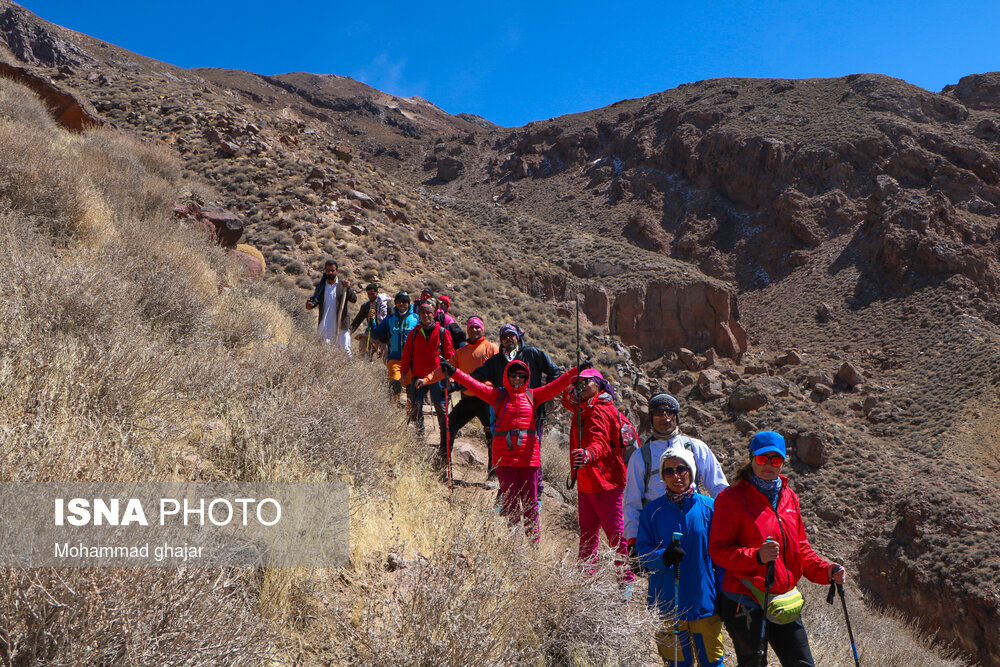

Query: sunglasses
661 465 691 477
509 373 529 380
651 408 678 417
754 454 785 467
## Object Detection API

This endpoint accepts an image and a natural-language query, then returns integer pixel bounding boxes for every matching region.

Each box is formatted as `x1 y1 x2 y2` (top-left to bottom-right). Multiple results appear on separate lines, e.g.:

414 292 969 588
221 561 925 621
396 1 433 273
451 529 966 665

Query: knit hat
580 368 616 400
659 447 697 482
649 393 680 414
499 323 525 340
749 431 787 458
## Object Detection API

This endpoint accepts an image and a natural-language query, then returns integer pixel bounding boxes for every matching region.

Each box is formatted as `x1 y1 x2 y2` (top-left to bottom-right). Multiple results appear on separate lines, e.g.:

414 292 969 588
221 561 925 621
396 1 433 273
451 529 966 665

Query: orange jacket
422 337 499 395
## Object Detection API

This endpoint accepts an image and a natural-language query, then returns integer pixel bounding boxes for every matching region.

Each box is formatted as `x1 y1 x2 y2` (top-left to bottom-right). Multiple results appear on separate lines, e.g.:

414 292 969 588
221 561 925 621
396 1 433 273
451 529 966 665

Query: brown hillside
1 0 998 663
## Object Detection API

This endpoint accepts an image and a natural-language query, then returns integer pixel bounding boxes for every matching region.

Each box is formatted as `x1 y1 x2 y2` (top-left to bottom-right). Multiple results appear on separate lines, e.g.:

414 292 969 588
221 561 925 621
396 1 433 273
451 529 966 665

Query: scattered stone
436 156 464 182
704 348 718 367
777 350 803 366
837 361 865 387
744 365 769 375
755 376 791 398
678 348 701 372
348 189 376 209
729 384 769 411
349 225 367 236
813 383 833 397
806 373 835 388
292 230 307 244
385 552 407 572
735 416 757 435
796 432 829 466
418 230 435 244
679 424 700 438
218 140 241 156
697 369 725 400
452 443 484 466
817 302 834 323
687 405 716 426
230 244 265 281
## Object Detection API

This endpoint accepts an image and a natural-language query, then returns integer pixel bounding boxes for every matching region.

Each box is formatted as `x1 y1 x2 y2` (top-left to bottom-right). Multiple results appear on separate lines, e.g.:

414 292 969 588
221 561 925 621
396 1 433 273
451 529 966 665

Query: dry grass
798 579 970 667
0 75 975 666
324 474 659 666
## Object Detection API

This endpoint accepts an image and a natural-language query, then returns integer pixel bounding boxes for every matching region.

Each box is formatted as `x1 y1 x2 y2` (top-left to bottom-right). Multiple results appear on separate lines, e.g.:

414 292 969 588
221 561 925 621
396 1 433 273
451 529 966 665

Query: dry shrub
0 77 56 131
0 568 274 666
798 579 971 667
328 488 659 666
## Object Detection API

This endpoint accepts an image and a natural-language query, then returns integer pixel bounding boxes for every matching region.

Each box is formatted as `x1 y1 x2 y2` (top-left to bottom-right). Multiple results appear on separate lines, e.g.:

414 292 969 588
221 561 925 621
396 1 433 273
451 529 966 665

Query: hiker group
306 260 855 667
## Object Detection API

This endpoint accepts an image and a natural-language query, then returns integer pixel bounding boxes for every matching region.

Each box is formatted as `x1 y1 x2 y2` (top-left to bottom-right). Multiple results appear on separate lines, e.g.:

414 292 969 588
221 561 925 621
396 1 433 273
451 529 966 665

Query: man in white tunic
305 260 356 353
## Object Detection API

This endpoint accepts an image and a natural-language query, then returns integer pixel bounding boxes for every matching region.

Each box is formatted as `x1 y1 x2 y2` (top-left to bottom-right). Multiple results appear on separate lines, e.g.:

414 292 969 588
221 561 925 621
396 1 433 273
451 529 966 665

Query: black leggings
718 594 815 667
446 395 493 466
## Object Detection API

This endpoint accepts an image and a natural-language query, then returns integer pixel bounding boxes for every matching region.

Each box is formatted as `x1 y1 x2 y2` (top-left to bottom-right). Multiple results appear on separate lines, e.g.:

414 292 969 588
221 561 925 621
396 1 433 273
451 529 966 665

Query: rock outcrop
0 62 101 130
609 278 746 360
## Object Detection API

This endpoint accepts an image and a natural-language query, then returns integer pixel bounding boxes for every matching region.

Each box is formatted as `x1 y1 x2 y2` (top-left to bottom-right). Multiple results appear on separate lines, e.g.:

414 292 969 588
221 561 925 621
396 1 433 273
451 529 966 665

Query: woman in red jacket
444 357 584 543
562 369 632 584
708 431 846 666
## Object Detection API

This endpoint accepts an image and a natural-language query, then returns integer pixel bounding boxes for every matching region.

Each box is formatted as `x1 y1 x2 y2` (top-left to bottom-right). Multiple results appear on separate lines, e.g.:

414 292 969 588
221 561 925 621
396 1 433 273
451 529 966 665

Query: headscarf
499 323 524 340
579 368 616 400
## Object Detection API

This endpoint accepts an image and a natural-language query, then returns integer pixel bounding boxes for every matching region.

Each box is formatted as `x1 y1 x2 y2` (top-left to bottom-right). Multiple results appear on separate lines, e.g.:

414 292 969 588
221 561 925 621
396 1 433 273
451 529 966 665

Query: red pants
495 466 541 543
578 486 633 583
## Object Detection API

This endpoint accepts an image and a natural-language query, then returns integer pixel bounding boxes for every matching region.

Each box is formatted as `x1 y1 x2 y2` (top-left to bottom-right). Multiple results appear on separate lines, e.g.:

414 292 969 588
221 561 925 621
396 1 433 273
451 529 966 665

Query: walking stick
671 531 683 667
759 552 776 667
827 567 861 666
445 380 453 498
567 294 582 490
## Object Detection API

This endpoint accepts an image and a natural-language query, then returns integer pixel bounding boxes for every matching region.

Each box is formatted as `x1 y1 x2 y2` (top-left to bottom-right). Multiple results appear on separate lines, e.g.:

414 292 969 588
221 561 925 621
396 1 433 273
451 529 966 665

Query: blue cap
749 431 787 458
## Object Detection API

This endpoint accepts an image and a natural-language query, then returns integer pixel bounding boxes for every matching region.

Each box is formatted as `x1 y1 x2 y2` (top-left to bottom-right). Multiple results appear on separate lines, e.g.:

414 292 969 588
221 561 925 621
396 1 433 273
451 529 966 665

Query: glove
662 540 686 568
439 358 456 377
576 358 593 373
570 449 592 469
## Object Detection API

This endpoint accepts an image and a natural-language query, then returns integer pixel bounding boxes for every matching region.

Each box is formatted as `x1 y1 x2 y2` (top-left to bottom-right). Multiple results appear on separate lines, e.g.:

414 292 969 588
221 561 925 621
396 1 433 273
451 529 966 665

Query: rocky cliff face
430 74 1000 303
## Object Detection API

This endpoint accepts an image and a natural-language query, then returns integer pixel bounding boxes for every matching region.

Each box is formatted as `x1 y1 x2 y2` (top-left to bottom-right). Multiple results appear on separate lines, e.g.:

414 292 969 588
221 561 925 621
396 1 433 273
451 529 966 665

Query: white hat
659 447 697 482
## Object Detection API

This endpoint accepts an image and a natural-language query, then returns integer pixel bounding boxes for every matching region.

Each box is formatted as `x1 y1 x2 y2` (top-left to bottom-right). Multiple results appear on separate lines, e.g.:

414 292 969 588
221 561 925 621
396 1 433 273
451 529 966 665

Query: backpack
639 435 695 507
614 410 640 462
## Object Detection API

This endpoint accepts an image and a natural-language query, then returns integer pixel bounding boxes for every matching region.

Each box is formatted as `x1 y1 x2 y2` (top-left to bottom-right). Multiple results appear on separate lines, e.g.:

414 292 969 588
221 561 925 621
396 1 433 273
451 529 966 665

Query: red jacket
709 476 832 598
401 323 455 380
561 389 627 493
452 360 578 468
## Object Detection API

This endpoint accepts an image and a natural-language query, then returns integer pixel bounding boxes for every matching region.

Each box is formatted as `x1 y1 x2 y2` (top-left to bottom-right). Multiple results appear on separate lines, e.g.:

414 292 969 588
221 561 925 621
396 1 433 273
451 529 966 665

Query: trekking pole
827 566 861 666
758 543 776 667
671 531 683 667
445 379 453 498
567 294 581 490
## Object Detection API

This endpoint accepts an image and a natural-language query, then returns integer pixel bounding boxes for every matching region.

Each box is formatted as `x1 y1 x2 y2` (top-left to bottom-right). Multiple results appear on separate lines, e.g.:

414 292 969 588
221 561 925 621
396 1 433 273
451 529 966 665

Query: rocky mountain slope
1 0 999 663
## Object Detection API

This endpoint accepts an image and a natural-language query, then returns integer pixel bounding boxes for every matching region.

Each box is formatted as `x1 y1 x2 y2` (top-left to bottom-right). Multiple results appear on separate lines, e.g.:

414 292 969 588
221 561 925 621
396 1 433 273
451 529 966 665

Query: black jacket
310 277 356 330
472 344 563 420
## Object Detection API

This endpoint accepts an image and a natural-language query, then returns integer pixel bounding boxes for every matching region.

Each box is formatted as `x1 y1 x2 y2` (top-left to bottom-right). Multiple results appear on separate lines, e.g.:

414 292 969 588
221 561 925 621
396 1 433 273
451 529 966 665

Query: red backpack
613 409 640 462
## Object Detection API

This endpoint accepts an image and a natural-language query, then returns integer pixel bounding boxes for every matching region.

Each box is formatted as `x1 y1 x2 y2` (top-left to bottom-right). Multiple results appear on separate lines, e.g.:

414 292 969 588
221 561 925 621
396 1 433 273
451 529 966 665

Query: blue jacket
373 307 419 361
637 493 720 621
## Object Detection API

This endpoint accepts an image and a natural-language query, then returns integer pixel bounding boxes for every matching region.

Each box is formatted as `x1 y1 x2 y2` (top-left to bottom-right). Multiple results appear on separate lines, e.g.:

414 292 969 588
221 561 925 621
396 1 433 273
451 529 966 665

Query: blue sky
21 0 1000 127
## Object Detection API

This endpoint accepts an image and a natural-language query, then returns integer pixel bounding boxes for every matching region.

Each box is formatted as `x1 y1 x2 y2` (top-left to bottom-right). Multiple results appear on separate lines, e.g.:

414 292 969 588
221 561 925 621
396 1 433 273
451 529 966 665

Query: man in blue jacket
372 292 419 404
637 447 724 667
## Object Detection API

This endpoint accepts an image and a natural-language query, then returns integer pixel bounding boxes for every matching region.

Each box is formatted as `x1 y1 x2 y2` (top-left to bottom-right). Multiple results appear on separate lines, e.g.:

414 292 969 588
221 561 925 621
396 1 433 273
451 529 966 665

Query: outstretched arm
449 368 500 404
